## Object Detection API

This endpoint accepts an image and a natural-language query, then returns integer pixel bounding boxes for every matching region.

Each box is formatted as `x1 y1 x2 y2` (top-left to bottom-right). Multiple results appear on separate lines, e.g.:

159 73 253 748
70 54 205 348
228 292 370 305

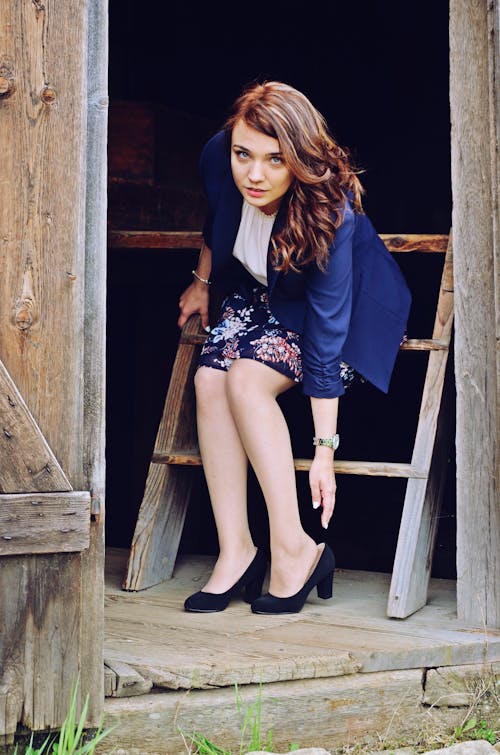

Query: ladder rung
400 338 449 351
151 451 426 478
179 335 449 350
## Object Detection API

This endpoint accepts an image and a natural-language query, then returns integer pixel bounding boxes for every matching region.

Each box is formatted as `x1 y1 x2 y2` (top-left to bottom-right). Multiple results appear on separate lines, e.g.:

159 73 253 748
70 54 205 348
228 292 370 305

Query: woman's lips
246 187 266 197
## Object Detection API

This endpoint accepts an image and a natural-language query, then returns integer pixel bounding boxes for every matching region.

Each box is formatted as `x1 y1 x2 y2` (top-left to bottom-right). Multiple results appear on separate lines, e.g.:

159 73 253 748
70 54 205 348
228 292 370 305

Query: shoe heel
244 573 265 603
317 571 334 600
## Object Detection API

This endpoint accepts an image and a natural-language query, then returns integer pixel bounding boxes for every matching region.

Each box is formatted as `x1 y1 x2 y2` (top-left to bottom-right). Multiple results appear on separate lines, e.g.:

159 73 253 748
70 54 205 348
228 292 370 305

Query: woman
178 81 411 615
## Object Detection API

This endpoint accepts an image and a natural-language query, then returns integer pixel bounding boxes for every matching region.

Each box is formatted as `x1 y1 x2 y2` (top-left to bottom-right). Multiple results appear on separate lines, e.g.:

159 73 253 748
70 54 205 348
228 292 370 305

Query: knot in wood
0 67 15 98
40 86 57 104
15 302 34 330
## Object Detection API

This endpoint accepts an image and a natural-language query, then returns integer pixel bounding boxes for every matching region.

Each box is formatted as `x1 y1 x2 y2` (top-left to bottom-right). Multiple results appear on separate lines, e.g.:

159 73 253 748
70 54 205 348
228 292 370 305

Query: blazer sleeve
301 208 355 398
198 131 228 248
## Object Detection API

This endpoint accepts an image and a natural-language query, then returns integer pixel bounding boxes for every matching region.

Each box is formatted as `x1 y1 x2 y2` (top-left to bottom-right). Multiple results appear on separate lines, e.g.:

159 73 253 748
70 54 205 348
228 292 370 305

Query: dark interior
106 0 456 578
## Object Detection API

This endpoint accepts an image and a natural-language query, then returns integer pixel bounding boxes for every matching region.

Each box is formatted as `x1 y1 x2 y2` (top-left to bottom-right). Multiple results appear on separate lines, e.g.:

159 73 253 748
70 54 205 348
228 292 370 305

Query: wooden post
450 0 500 627
81 0 108 726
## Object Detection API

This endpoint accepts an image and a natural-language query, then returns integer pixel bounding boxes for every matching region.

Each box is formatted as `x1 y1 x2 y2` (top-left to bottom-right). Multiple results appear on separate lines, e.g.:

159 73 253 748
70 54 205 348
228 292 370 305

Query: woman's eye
235 150 249 160
270 156 283 165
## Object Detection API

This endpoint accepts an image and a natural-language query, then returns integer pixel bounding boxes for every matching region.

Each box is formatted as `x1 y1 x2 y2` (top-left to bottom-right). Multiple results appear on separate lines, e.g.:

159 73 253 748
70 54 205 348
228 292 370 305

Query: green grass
183 683 296 755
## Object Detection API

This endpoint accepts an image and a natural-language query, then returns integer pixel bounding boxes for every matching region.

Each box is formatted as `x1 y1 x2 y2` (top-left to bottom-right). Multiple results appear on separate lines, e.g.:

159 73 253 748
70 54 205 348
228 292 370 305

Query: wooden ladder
118 230 454 619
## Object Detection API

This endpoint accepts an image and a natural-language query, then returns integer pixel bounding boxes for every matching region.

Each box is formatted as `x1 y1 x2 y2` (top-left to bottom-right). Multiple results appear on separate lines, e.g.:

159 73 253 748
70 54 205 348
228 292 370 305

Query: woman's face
230 119 294 215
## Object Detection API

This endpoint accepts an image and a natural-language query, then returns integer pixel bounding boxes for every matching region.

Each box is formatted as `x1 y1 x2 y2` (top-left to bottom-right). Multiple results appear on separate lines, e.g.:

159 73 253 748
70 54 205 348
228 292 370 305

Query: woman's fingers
320 478 336 530
310 462 337 529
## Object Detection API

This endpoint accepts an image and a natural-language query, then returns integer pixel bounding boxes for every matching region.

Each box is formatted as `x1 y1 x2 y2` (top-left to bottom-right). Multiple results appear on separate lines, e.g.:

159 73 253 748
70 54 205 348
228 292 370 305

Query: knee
226 360 259 407
194 366 227 407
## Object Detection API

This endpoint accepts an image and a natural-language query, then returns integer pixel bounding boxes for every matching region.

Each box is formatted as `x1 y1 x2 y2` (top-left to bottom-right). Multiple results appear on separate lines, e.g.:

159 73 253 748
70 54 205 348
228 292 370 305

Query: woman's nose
248 161 264 182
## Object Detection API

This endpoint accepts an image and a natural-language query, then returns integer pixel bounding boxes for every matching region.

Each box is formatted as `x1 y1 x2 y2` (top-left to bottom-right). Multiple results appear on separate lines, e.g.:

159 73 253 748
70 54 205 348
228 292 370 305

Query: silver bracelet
192 269 211 286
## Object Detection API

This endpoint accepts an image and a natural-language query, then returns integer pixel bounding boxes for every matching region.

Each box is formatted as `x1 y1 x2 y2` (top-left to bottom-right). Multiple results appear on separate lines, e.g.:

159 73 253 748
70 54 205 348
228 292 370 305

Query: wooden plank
0 359 72 493
104 666 116 698
123 315 201 589
105 552 500 698
108 230 205 249
0 5 87 488
0 491 90 555
103 658 152 697
152 451 425 479
100 670 462 755
80 0 108 728
0 0 92 742
450 1 500 628
178 333 450 351
380 234 449 253
387 238 454 618
400 339 449 351
107 230 449 253
0 553 83 741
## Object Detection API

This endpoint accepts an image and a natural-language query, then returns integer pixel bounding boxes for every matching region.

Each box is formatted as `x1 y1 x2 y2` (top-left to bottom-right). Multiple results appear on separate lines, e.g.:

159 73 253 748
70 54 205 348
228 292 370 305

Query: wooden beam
151 451 426 479
81 0 108 727
107 229 449 253
0 492 90 555
108 230 204 249
0 359 72 494
450 0 500 628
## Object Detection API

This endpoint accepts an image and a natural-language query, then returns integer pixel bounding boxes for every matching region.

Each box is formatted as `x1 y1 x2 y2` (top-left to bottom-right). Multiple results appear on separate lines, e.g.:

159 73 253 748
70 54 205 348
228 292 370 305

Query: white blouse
232 201 277 286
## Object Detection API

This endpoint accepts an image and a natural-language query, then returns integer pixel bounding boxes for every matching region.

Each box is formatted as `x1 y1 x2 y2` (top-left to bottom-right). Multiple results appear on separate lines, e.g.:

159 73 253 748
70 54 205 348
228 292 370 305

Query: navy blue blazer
200 131 411 398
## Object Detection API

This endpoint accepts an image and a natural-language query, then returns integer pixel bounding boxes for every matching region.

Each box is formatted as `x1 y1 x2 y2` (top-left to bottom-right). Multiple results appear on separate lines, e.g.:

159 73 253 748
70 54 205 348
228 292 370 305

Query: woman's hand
178 279 210 330
309 448 337 530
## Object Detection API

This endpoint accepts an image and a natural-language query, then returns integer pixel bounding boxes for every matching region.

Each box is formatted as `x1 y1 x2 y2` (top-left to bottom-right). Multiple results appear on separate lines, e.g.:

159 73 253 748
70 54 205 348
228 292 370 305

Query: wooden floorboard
105 548 500 692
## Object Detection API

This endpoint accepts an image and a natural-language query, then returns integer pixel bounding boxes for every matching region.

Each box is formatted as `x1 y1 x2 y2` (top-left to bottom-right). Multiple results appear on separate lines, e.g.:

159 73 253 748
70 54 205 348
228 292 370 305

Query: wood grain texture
0 0 98 741
80 0 108 727
0 553 83 740
152 451 426 479
0 491 90 554
387 239 454 618
124 315 201 589
450 0 500 627
0 359 72 493
0 1 87 487
107 230 449 253
101 554 500 752
107 550 500 695
103 658 152 697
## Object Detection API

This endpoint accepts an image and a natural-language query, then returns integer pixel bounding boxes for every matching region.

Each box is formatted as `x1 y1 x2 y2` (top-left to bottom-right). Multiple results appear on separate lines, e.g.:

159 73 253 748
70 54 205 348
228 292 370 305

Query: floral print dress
199 283 362 390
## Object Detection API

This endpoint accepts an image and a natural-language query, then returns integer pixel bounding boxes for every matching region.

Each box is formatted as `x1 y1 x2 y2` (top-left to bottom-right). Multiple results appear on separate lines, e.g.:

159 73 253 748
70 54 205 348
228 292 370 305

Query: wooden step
108 229 450 254
151 450 426 479
180 330 451 351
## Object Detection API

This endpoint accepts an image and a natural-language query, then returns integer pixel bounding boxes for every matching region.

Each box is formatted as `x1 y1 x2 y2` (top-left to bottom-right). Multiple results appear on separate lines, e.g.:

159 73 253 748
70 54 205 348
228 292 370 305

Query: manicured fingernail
322 522 329 529
312 501 320 509
204 326 211 333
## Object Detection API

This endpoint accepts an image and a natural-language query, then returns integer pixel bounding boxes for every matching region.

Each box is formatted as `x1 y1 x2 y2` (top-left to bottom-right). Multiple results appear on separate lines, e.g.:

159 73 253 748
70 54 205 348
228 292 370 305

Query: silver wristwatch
313 434 340 450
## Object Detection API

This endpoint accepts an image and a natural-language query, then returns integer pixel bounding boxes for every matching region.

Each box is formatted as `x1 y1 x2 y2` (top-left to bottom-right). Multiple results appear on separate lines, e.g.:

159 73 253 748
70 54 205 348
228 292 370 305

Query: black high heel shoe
250 544 335 615
184 549 268 612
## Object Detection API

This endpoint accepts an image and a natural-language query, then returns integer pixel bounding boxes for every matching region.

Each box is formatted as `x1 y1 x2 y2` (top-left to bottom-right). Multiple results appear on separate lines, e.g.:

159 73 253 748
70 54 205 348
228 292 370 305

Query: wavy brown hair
224 81 364 273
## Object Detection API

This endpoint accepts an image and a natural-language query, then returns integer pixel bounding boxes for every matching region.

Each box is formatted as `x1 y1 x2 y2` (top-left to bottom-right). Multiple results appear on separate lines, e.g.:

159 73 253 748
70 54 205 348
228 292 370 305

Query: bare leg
194 366 256 593
226 359 321 597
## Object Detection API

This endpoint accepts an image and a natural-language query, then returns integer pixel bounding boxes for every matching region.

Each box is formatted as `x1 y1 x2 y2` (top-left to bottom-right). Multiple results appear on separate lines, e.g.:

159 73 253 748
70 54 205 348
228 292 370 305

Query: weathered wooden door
0 1 107 744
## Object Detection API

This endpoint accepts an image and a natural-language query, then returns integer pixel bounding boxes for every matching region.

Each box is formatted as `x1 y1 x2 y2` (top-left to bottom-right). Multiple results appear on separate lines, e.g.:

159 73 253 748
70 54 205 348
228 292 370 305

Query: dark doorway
106 0 455 578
